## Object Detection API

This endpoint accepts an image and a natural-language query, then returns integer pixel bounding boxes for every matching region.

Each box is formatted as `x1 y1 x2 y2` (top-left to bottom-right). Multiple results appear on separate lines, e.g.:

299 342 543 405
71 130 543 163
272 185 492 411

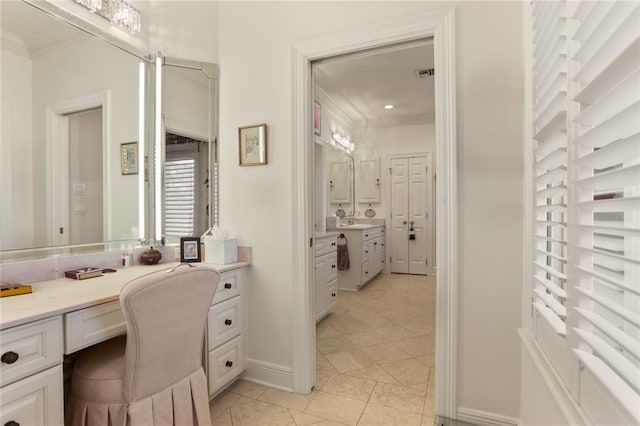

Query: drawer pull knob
331 265 336 269
365 234 369 237
331 293 336 297
225 360 233 368
1 351 19 364
331 242 336 246
365 251 368 254
5 421 20 426
224 283 232 289
225 319 233 326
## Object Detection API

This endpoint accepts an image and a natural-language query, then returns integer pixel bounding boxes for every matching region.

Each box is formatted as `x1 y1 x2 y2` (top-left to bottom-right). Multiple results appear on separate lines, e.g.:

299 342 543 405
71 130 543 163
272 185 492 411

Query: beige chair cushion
71 335 126 403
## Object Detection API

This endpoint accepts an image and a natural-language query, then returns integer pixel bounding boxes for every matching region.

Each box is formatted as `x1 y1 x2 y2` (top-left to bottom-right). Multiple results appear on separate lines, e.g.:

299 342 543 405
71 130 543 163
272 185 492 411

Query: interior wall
31 36 140 245
217 0 523 419
0 47 34 249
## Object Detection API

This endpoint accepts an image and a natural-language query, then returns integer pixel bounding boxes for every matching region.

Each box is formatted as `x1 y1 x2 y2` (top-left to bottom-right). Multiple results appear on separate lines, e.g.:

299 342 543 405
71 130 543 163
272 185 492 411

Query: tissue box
204 237 238 264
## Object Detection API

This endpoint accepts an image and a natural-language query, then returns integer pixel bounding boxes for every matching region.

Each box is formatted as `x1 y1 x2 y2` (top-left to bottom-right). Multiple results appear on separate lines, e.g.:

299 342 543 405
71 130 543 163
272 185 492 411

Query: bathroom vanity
0 261 249 425
330 225 385 291
314 232 339 321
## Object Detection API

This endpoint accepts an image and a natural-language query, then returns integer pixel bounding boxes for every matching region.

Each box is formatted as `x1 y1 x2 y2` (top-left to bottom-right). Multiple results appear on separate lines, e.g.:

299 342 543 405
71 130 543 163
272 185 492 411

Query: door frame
387 152 434 276
291 8 458 418
46 91 111 245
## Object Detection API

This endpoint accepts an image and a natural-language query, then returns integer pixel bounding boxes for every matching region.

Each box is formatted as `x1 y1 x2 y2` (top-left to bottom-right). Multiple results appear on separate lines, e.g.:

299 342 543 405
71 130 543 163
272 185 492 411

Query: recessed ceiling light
384 104 394 110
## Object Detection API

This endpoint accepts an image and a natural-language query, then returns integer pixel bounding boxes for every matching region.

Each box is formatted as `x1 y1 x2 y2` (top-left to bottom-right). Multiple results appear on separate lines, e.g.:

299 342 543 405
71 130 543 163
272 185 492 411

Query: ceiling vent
415 68 435 78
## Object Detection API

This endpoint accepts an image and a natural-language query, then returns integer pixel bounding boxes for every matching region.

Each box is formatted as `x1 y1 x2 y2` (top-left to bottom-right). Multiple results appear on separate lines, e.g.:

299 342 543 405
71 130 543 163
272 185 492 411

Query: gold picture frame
239 123 267 166
120 142 138 175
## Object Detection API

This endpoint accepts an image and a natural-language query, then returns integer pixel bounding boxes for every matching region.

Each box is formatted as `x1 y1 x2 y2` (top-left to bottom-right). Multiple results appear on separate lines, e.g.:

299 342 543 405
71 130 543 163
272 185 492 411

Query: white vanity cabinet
314 234 338 322
335 226 385 291
207 267 246 396
0 317 64 426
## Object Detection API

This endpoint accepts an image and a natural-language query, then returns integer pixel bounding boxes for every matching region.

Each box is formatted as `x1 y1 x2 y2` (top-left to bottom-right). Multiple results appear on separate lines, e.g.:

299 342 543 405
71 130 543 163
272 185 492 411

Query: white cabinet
207 268 246 396
335 226 385 291
358 158 381 203
315 234 338 322
0 317 64 425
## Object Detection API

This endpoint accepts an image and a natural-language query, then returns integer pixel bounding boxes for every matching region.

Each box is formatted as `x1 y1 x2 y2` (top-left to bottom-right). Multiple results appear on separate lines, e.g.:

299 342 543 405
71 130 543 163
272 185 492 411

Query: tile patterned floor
209 273 436 425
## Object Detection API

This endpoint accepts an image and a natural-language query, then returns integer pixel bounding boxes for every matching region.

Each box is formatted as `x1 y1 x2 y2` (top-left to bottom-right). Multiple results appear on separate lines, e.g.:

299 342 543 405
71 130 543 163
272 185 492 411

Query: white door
390 158 409 273
390 154 433 275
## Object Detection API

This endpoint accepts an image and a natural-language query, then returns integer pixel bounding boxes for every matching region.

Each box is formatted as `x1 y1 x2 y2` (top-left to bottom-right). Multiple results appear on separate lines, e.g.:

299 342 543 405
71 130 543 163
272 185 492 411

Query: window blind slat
534 303 567 336
534 275 567 298
577 134 640 169
536 184 567 200
574 308 640 361
536 166 566 185
573 350 640 424
574 102 640 149
533 288 567 317
535 262 568 280
573 329 640 394
575 287 640 328
578 197 640 213
536 147 566 170
577 164 640 191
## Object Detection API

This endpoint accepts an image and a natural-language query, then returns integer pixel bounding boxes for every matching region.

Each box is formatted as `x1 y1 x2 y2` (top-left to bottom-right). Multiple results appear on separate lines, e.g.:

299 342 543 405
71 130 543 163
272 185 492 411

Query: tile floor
209 273 436 425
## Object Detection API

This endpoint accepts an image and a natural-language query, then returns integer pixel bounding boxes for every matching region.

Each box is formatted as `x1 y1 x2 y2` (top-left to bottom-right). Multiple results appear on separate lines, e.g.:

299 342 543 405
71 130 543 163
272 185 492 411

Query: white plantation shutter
532 0 570 367
530 0 640 423
164 158 196 237
569 1 640 423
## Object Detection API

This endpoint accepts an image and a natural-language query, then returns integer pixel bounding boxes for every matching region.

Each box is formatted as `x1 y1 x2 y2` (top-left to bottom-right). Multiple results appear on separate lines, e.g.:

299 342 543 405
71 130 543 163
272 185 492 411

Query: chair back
119 264 219 401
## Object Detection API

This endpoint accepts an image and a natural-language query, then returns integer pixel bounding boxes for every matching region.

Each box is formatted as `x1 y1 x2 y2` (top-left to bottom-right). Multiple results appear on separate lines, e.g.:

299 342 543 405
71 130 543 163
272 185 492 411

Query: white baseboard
457 407 519 426
242 358 293 392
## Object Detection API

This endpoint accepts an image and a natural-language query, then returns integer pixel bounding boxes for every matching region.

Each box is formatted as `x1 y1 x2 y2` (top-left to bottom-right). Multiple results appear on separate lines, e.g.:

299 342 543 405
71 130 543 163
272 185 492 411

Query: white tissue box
204 237 238 264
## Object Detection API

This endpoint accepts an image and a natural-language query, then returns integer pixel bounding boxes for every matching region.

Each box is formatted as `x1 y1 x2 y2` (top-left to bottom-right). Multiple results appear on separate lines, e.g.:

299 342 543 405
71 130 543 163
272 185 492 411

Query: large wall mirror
0 1 150 260
160 57 219 244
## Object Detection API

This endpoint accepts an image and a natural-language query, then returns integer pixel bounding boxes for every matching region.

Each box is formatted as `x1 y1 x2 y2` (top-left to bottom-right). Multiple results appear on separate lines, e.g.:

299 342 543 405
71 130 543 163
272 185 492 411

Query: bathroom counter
0 261 250 330
315 231 340 239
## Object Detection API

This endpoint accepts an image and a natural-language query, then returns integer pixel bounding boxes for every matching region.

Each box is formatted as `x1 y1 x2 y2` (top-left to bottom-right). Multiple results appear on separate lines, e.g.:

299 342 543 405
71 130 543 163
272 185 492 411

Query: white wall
217 1 523 420
0 46 34 249
31 36 140 245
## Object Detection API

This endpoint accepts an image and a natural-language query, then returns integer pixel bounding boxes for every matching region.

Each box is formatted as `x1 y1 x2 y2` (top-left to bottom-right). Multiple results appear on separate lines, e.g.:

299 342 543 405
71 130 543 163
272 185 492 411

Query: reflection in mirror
161 58 218 243
0 0 147 258
326 148 355 217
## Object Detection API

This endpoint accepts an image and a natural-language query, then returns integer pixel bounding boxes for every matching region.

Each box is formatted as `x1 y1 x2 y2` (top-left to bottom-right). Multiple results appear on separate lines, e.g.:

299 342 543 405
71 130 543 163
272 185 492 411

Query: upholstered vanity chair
67 264 220 426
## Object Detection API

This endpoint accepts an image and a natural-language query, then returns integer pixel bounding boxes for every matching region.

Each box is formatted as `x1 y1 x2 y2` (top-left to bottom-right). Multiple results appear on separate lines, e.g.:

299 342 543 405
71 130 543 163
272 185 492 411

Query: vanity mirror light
158 55 219 244
0 0 151 261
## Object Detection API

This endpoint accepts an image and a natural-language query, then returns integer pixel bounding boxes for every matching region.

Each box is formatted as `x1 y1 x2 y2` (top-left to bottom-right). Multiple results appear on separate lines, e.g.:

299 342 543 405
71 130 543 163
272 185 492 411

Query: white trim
291 8 458 419
519 328 591 426
46 91 112 245
456 407 519 426
243 359 293 392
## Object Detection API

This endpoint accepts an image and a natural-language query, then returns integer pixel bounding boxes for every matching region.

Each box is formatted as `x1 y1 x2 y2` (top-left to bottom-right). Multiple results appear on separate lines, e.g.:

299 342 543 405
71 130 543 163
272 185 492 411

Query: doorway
291 8 457 420
389 153 434 275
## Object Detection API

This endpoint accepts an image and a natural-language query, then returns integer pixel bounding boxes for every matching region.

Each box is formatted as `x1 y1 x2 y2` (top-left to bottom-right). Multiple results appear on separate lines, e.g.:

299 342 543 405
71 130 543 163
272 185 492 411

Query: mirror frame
156 54 220 245
326 145 356 217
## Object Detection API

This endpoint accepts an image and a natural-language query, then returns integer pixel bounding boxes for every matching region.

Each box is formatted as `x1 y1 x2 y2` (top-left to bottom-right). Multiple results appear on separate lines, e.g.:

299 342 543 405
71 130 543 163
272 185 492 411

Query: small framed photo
239 123 267 166
314 100 321 136
120 142 138 175
180 237 201 262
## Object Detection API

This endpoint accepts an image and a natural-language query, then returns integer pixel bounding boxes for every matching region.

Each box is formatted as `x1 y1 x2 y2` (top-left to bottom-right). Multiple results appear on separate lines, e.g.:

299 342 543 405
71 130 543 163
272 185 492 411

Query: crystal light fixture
331 132 355 154
73 0 141 35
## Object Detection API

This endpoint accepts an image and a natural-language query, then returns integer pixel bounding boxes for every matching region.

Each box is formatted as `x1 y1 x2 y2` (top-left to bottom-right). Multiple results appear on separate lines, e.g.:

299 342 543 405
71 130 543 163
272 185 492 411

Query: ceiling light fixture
384 104 394 110
73 0 141 34
331 132 354 154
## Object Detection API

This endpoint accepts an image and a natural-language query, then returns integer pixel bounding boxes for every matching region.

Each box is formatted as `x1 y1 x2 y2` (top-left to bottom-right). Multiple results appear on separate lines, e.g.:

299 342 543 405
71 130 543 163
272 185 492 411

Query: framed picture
314 100 321 136
239 123 267 166
120 142 138 175
180 237 201 262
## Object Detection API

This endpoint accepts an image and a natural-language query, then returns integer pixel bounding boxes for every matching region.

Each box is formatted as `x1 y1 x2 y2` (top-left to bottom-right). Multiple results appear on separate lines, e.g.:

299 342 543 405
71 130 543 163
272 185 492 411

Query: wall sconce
73 0 141 34
331 132 355 154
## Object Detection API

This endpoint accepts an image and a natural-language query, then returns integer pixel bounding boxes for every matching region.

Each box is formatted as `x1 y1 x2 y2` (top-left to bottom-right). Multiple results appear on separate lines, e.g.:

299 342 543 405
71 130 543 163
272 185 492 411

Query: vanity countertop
327 224 384 230
315 231 340 239
0 261 250 330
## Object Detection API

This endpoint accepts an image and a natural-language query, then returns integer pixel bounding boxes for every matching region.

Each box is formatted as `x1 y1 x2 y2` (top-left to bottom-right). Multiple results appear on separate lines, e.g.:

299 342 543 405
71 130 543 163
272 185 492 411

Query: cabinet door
358 158 380 203
328 161 352 204
314 255 329 319
0 365 63 426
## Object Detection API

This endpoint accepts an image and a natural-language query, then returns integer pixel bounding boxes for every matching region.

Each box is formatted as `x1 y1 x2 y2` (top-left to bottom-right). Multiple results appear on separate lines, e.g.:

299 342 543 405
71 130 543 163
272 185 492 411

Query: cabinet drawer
208 296 242 350
326 253 338 282
363 227 384 241
327 280 337 309
0 365 63 426
362 262 370 281
362 241 370 259
208 335 244 395
213 269 242 305
315 236 337 257
0 317 62 387
64 301 125 354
